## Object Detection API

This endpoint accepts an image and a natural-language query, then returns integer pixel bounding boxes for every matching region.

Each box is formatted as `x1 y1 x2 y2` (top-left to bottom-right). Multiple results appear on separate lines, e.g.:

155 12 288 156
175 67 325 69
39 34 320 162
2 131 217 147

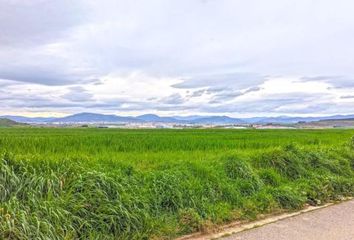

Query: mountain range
2 112 354 125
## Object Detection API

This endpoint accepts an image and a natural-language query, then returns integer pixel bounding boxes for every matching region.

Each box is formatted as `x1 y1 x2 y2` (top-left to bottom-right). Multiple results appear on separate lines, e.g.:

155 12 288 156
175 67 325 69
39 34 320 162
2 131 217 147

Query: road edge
177 198 353 240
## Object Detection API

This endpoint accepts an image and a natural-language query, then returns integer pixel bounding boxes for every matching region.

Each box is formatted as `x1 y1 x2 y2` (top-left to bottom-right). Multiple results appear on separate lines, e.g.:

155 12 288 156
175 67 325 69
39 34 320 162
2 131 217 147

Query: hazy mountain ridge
136 114 179 123
0 118 27 127
52 113 142 123
2 115 56 123
2 113 354 125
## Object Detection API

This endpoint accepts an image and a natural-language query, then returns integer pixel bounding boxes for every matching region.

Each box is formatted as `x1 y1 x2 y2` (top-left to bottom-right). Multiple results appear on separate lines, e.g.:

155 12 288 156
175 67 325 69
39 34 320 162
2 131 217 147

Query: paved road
222 200 354 240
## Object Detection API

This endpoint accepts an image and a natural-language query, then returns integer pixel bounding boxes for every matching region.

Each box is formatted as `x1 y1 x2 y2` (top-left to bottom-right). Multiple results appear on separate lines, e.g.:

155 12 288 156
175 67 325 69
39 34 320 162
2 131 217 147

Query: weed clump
224 156 263 195
256 144 310 179
225 156 255 180
177 208 202 234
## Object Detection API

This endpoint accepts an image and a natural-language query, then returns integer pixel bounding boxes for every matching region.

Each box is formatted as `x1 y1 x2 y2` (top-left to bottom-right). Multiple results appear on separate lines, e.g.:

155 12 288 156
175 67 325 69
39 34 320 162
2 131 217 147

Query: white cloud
1 0 354 116
1 75 353 117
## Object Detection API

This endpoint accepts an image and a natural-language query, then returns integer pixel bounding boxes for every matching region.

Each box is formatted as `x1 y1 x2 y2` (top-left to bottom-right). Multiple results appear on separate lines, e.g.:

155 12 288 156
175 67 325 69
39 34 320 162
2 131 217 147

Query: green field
1 128 354 239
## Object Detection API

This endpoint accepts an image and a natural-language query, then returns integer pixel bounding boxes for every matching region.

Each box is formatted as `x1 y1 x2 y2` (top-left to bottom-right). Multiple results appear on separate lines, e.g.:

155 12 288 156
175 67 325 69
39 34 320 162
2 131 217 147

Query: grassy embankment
1 128 354 239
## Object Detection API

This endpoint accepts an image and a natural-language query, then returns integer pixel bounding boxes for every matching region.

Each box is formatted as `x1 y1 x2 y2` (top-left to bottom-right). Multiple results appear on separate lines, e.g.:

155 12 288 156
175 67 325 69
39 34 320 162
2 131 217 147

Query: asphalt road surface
222 200 354 240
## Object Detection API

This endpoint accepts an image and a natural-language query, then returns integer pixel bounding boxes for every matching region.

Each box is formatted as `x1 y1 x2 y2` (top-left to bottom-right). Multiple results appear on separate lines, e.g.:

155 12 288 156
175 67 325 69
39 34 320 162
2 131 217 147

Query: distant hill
2 115 56 123
2 112 354 125
320 118 354 122
136 114 180 123
135 115 245 124
298 118 354 128
51 113 142 123
244 115 354 124
0 118 26 127
190 116 244 124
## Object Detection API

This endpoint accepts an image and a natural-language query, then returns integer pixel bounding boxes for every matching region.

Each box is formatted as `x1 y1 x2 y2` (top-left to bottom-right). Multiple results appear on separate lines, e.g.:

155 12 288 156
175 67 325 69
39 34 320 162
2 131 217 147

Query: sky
1 0 354 117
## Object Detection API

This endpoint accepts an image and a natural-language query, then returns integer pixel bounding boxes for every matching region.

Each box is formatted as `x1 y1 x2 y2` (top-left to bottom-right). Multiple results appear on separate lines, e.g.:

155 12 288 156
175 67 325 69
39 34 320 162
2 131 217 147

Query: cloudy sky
1 0 354 117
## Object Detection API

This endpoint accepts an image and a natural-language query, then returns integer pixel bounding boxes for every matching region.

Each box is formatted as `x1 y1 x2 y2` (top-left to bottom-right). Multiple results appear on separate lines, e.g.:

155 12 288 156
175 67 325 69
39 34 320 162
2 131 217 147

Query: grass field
1 128 354 239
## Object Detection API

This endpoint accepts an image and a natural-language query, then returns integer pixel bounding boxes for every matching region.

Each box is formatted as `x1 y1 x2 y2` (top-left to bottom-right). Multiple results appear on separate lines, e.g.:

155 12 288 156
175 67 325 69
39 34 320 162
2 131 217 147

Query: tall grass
0 128 353 239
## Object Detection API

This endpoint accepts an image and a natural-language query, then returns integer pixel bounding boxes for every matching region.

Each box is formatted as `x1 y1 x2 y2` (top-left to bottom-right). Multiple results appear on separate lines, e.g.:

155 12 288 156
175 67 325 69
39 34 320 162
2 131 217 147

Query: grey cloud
275 104 332 114
274 102 354 115
245 86 262 93
61 86 94 102
0 0 85 47
1 94 80 109
0 1 94 86
0 66 93 86
340 95 354 99
0 79 18 87
86 102 122 109
155 105 196 111
2 0 354 87
1 100 75 109
203 99 299 113
187 85 263 100
205 87 230 94
172 72 266 90
188 89 207 98
301 76 354 88
210 86 263 103
0 38 99 85
160 93 185 105
205 92 329 113
212 92 244 102
185 85 263 103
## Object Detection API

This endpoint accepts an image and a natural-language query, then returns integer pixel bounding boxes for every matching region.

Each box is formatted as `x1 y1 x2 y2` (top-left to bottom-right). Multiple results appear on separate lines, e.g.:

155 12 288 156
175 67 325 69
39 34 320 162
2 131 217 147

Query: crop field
1 128 354 239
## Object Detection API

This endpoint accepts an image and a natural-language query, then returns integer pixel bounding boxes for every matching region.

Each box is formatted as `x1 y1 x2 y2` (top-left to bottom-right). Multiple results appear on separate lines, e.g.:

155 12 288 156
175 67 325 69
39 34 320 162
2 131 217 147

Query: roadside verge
177 198 352 240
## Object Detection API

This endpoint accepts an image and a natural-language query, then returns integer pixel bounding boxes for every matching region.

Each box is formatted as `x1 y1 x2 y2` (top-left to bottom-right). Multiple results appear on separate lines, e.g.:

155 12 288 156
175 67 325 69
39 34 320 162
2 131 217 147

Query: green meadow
1 128 354 239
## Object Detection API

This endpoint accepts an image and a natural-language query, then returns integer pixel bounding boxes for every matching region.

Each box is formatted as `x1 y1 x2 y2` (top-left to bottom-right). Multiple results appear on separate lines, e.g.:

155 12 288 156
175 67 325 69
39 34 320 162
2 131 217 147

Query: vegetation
0 128 354 239
0 118 25 128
